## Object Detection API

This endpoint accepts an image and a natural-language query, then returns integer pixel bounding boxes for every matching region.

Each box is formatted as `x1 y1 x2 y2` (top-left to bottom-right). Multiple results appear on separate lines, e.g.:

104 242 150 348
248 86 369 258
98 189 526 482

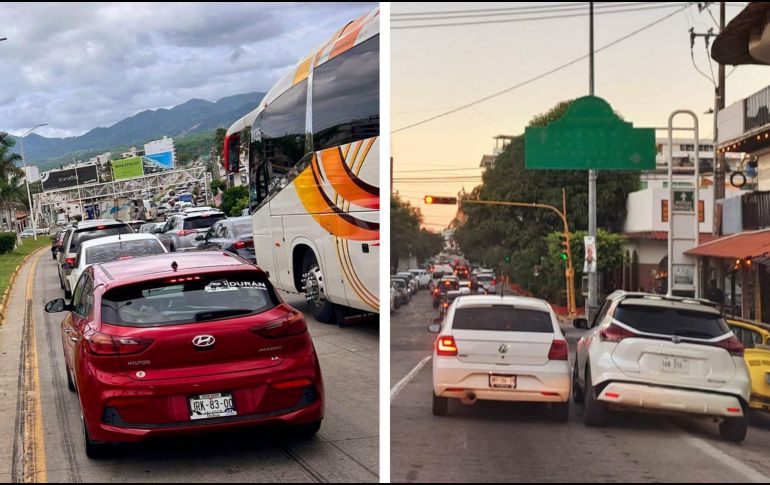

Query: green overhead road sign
525 96 656 171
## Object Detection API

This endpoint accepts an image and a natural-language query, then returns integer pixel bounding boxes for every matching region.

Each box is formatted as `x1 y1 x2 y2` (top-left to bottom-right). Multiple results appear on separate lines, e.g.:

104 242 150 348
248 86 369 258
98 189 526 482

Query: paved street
390 290 770 483
2 250 379 483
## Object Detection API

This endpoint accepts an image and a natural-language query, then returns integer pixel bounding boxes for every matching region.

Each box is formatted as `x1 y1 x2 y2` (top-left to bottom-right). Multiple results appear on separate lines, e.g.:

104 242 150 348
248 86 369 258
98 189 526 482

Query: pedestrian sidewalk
0 249 43 480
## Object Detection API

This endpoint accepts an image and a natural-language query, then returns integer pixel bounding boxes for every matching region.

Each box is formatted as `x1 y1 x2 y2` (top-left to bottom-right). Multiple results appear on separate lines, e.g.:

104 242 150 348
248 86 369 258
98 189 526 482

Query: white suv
572 291 751 442
431 295 571 420
409 269 431 289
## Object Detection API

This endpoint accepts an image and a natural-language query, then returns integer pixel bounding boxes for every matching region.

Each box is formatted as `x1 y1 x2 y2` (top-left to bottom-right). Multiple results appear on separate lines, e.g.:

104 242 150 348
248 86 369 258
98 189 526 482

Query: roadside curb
0 246 47 324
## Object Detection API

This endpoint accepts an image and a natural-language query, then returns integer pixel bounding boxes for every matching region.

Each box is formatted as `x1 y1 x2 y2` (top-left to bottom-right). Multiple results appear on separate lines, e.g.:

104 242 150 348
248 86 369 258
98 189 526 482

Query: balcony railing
745 86 770 132
741 191 770 230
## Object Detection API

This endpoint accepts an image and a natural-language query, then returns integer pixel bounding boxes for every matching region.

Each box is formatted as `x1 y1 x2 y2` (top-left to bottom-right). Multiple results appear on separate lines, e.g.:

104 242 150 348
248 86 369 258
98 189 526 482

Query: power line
392 3 694 134
392 2 653 18
396 167 481 173
393 3 686 30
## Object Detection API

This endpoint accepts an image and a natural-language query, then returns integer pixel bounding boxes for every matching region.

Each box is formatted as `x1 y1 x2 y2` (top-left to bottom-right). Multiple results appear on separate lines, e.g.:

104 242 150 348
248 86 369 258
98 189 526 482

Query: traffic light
424 195 458 205
504 255 511 263
559 233 570 263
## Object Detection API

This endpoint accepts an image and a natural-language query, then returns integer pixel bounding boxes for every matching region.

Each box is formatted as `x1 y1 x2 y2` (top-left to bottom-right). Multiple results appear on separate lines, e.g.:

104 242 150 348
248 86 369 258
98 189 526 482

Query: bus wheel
301 251 335 324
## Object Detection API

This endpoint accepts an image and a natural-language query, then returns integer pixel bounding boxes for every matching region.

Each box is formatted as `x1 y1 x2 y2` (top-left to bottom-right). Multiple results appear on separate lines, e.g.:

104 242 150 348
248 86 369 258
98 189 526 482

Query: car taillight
492 279 497 285
234 240 253 250
436 336 458 356
714 335 744 357
85 331 153 356
599 323 636 343
252 311 307 339
178 229 196 236
65 257 76 266
548 339 569 360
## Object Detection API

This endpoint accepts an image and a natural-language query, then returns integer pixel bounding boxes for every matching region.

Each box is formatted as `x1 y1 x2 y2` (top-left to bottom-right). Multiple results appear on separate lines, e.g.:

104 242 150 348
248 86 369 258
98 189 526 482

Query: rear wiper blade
194 309 253 321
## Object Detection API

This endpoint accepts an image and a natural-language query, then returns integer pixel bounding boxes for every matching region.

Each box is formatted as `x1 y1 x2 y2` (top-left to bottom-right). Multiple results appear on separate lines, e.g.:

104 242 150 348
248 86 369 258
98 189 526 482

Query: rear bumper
81 353 324 443
433 357 570 402
597 381 745 418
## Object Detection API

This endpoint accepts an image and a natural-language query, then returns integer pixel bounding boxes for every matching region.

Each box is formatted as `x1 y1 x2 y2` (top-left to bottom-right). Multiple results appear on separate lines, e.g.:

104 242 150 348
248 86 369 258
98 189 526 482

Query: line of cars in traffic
46 206 323 457
428 286 768 443
390 268 430 312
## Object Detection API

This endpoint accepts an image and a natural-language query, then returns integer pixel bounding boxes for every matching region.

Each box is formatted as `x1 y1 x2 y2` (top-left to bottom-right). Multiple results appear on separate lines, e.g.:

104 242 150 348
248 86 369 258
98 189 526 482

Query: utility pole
587 2 598 319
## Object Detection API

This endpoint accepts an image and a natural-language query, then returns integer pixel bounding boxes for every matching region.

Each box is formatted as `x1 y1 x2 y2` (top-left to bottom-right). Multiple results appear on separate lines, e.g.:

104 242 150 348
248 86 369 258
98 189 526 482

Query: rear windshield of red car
453 305 553 333
100 271 280 327
183 214 226 230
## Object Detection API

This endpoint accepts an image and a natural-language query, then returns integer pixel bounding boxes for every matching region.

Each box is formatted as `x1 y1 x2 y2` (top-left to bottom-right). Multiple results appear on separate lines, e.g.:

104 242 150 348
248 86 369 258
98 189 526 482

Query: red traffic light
424 195 458 205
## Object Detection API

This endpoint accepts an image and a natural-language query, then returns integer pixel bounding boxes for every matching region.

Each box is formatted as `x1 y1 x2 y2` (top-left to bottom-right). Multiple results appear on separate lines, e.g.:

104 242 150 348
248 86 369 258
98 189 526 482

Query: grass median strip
0 237 51 298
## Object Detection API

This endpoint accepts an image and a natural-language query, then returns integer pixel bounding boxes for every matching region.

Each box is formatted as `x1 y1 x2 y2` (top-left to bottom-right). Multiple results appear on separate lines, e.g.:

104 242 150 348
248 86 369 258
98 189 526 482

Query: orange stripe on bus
319 147 379 210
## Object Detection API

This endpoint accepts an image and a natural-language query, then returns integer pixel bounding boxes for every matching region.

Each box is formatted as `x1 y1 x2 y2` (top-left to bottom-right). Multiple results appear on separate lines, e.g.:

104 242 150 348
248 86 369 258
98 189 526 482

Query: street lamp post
19 123 47 241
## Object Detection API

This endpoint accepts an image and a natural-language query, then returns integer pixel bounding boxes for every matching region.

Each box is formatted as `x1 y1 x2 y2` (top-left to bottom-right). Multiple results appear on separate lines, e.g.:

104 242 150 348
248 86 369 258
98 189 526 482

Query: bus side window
312 35 379 151
259 79 308 196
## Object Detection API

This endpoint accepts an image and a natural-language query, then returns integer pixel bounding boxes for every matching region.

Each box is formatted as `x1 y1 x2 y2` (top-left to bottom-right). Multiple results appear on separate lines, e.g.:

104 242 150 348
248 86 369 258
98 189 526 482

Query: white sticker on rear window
204 280 268 292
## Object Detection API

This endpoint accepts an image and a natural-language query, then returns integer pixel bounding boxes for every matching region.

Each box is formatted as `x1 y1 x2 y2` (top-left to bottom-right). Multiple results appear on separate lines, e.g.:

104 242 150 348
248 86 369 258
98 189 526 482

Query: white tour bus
224 8 379 325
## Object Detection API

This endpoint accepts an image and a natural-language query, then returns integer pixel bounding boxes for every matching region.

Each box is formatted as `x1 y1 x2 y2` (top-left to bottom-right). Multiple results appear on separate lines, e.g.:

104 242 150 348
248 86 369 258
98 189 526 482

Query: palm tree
0 132 23 179
0 175 27 233
0 133 27 233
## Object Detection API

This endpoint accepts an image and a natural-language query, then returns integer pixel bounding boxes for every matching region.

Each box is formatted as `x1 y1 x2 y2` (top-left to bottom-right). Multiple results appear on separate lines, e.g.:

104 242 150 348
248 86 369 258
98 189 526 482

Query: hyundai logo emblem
192 335 216 349
672 336 682 344
498 344 509 354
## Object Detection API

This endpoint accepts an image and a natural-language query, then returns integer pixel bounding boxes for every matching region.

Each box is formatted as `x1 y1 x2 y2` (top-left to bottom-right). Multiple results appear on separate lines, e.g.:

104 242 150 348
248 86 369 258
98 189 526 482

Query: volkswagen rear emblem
192 335 216 349
672 336 682 344
498 344 509 354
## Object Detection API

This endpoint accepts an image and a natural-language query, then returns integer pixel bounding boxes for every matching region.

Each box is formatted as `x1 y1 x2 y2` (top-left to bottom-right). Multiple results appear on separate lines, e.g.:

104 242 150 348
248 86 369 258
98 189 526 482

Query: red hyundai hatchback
45 251 324 458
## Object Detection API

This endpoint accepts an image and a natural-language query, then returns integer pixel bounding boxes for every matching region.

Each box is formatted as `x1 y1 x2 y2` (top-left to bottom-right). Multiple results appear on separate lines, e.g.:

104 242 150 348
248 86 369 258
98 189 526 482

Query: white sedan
66 233 167 292
430 295 571 420
572 291 751 442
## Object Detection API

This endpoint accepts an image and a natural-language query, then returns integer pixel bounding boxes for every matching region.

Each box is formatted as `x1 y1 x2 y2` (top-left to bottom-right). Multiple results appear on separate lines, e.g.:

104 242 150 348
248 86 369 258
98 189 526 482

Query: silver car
156 211 227 252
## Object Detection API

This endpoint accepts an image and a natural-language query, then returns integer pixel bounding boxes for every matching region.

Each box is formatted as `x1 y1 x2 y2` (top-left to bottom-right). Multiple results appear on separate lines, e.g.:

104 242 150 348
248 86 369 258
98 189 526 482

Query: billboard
143 151 174 171
112 156 145 180
41 164 99 191
76 164 99 185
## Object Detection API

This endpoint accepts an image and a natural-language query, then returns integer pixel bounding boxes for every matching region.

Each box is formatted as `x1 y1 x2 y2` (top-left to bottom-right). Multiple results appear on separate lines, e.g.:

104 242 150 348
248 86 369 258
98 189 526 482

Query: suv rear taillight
714 335 745 357
85 332 154 356
178 229 196 237
599 323 636 343
548 339 569 360
252 311 307 339
65 257 76 266
234 240 253 250
436 336 458 356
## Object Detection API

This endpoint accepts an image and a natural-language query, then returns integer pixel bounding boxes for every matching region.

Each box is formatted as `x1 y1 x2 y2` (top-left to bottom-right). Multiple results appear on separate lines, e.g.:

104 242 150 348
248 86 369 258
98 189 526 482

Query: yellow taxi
727 318 770 413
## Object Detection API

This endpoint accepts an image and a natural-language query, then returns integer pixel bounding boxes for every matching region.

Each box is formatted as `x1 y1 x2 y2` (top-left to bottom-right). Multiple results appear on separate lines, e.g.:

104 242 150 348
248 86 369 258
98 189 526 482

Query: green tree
219 185 249 216
454 100 639 299
214 128 226 159
391 195 443 271
0 132 23 179
0 175 28 231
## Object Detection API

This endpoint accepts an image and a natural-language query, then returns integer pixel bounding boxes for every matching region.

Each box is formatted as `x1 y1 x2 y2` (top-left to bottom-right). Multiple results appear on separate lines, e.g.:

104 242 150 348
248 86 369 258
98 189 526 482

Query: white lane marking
391 355 432 402
683 435 769 483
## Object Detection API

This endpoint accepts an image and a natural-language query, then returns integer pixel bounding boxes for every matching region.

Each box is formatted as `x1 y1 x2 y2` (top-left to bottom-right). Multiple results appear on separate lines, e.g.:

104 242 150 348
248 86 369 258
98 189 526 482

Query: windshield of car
233 219 253 237
391 279 406 289
614 303 729 339
183 214 226 230
453 305 553 333
85 239 165 265
101 271 280 327
70 225 132 253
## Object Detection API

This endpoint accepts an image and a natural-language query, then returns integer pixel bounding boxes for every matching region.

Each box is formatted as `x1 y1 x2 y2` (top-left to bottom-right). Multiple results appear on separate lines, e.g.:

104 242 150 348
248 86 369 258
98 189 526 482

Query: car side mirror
45 298 71 313
428 323 441 334
573 317 588 329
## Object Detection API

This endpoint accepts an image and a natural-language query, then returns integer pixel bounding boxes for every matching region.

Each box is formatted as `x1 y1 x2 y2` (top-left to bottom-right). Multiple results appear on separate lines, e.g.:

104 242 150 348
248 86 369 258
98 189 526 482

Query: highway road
390 290 770 483
4 251 379 483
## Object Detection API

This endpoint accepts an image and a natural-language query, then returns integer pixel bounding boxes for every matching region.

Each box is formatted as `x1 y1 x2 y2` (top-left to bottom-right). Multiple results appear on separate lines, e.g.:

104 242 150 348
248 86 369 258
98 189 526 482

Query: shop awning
711 2 770 66
624 231 717 244
685 228 770 259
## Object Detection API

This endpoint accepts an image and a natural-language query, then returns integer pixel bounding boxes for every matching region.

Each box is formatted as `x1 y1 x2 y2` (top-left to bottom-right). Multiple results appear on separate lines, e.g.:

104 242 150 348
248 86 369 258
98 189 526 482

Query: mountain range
14 92 265 167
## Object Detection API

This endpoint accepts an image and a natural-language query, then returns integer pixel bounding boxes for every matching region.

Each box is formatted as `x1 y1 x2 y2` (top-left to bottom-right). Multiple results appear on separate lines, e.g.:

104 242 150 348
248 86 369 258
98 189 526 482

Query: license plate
660 356 690 375
489 374 516 389
189 392 236 420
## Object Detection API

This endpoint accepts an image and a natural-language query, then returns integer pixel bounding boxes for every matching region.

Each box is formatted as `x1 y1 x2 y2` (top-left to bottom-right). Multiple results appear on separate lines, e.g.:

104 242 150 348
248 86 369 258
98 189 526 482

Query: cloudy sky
392 2 769 230
0 2 375 138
